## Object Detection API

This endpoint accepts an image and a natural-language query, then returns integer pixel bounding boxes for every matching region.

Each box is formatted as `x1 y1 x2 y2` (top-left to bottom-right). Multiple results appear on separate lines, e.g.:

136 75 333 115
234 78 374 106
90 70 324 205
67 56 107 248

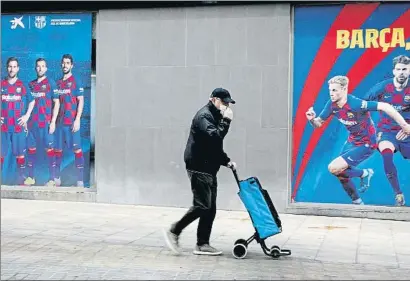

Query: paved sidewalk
1 199 410 280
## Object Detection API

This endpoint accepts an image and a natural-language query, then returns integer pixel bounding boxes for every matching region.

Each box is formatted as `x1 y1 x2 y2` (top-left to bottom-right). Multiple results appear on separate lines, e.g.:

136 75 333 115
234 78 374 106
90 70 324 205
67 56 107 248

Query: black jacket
184 101 231 176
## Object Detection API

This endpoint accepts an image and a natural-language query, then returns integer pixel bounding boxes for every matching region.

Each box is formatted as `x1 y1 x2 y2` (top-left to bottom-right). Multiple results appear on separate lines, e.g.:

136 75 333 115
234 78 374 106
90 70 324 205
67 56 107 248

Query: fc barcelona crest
34 16 46 29
16 87 21 93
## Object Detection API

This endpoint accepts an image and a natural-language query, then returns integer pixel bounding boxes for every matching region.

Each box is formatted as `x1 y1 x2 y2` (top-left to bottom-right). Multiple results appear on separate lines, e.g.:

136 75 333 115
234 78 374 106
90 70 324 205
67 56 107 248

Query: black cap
210 88 236 104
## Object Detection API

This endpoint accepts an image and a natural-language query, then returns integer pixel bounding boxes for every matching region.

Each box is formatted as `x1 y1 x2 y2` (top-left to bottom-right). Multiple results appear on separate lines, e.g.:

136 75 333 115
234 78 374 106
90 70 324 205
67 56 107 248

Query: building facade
1 1 409 220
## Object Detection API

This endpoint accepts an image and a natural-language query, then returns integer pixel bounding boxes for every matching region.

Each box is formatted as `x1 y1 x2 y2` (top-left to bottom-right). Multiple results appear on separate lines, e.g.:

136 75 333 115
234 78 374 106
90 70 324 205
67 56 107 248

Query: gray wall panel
96 4 292 212
216 18 247 65
261 66 289 129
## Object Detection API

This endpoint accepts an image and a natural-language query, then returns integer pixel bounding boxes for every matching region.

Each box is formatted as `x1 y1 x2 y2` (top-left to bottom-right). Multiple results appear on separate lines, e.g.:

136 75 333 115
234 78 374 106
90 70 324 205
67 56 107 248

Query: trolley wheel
270 246 280 259
234 239 247 246
270 245 280 252
232 242 248 259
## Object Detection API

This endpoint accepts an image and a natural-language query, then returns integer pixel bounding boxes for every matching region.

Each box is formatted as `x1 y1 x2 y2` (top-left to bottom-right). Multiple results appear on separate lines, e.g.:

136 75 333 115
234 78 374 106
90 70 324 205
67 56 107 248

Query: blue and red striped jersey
318 95 378 148
1 78 33 133
55 75 84 126
364 78 410 133
28 77 58 129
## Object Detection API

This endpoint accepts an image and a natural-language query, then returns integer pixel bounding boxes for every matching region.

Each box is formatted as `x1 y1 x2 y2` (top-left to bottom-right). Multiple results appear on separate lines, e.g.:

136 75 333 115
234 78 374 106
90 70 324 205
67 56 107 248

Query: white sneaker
193 244 223 256
359 168 374 193
163 229 180 254
54 177 61 187
352 198 364 205
395 193 405 206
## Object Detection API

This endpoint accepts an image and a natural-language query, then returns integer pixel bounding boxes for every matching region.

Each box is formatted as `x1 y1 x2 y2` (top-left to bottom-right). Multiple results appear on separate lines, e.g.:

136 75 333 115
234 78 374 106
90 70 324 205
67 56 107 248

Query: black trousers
171 170 217 246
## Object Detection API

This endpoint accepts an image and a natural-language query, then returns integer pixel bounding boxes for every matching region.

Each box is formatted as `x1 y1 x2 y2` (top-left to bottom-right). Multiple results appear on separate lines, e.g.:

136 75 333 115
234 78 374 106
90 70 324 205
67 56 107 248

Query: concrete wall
95 4 292 212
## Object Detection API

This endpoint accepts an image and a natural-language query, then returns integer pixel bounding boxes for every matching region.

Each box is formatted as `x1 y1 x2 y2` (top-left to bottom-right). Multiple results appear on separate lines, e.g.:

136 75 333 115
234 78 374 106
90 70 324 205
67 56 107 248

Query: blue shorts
27 126 54 150
339 142 375 167
55 125 82 151
1 131 27 157
377 131 410 159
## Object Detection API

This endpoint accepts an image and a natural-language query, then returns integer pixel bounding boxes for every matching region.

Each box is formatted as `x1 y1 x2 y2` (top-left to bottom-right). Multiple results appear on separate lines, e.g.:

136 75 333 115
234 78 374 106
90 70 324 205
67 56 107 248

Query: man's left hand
227 161 237 170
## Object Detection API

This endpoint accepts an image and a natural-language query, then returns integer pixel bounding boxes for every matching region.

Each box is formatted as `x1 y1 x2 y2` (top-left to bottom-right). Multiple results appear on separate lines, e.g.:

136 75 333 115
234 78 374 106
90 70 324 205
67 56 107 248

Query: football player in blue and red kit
54 54 85 187
1 57 35 185
364 55 410 206
24 58 60 186
306 75 410 205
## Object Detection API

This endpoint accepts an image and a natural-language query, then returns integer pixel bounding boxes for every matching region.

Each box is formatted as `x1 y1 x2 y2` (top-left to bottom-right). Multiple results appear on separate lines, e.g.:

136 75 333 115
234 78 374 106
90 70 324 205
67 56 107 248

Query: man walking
163 88 237 256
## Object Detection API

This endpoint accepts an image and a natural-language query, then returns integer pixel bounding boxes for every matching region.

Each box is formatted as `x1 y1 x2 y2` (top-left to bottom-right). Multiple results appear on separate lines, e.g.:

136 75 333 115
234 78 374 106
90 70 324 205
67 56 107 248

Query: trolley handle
230 166 241 187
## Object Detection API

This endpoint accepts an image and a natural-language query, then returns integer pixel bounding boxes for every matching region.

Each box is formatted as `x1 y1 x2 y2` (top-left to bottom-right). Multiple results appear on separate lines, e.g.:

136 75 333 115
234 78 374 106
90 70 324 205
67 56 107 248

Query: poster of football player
291 2 410 207
1 13 92 188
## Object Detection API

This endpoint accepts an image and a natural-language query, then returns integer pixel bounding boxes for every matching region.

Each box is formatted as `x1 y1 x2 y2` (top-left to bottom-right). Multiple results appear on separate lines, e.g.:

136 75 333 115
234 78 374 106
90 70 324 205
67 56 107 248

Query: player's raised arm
356 96 410 134
306 107 324 128
307 100 332 128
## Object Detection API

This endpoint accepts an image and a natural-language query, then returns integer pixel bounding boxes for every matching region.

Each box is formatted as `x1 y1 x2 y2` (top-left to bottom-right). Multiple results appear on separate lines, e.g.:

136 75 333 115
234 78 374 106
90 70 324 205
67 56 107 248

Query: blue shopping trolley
231 167 291 259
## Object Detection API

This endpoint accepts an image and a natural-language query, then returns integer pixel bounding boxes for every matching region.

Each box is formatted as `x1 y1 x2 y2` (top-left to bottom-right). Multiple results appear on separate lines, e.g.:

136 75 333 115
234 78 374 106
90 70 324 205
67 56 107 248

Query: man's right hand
1 117 3 125
223 107 233 120
306 107 316 121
